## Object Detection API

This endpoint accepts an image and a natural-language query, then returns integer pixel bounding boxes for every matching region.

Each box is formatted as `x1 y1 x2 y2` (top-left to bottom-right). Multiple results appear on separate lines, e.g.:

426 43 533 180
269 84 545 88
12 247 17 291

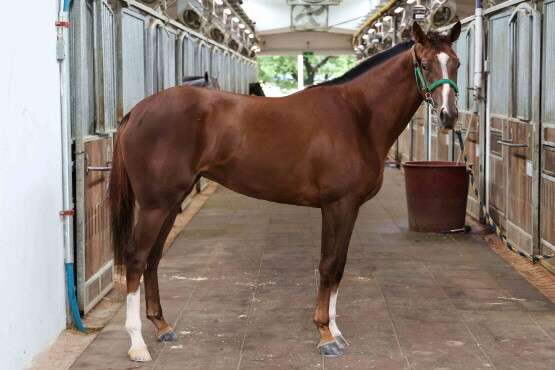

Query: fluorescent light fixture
383 15 392 21
369 28 375 33
394 7 404 13
245 29 251 34
249 34 254 38
375 21 382 27
239 23 245 28
224 8 232 15
232 17 239 22
215 0 223 5
362 34 369 40
407 0 415 4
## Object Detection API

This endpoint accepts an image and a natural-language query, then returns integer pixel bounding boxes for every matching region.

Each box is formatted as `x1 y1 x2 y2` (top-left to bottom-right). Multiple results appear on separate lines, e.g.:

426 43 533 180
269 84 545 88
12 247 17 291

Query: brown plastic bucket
401 161 469 232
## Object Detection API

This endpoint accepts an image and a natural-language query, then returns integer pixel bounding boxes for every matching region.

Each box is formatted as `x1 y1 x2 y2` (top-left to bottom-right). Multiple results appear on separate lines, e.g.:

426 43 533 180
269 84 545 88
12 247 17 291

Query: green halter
411 46 459 98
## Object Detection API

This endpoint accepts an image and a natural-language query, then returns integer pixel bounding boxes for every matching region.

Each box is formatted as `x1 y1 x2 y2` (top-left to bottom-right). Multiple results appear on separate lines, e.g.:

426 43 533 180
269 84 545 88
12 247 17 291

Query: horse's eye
422 64 428 71
457 62 461 69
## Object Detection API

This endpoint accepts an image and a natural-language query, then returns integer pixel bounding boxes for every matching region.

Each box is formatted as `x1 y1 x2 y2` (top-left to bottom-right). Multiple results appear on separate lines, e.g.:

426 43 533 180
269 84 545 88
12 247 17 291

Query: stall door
83 138 114 312
453 23 482 219
487 5 540 254
71 0 116 313
541 0 555 266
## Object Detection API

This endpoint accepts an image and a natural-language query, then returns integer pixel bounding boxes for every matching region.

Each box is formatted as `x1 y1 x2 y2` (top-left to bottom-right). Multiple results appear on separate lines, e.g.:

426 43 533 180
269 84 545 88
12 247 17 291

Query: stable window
510 7 533 121
181 35 197 78
489 13 510 117
70 0 117 135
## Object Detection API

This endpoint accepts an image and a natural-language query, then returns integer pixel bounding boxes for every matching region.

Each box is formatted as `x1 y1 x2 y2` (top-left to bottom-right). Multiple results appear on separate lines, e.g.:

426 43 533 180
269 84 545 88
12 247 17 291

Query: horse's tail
109 112 134 273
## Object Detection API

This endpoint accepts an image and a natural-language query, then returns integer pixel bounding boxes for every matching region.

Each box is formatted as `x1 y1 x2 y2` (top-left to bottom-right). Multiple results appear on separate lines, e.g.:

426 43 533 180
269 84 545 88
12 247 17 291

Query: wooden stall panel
504 121 533 261
541 145 555 251
430 123 438 160
541 0 555 269
398 124 412 163
488 118 506 228
541 134 555 263
413 104 427 161
454 112 481 218
84 138 114 311
438 131 451 161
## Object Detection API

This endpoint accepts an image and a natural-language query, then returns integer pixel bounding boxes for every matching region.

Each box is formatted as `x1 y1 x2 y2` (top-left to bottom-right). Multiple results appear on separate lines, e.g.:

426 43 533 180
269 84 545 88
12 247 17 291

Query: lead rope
454 127 555 262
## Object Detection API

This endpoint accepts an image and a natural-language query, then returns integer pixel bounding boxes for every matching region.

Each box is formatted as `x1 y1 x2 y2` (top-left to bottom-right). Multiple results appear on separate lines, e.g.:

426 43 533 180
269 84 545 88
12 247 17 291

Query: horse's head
205 73 221 90
181 72 220 90
412 21 461 129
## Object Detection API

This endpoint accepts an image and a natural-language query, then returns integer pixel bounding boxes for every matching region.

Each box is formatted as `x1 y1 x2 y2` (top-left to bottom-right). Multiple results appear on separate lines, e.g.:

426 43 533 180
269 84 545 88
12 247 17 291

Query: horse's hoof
318 341 343 357
334 335 349 349
158 329 178 342
128 346 152 362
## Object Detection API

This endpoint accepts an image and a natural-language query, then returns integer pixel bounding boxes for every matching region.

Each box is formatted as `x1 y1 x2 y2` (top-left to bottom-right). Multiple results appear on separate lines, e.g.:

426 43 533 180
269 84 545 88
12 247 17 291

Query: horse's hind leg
125 207 171 362
314 199 358 357
144 207 180 342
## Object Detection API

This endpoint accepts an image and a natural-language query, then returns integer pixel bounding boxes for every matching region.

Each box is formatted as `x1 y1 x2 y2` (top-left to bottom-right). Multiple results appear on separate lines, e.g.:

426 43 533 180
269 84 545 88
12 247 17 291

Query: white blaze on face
126 288 148 352
437 52 450 113
328 290 342 338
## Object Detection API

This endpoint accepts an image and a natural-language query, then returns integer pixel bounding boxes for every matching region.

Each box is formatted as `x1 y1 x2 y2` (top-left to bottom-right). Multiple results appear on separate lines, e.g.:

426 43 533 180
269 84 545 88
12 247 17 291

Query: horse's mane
306 40 415 89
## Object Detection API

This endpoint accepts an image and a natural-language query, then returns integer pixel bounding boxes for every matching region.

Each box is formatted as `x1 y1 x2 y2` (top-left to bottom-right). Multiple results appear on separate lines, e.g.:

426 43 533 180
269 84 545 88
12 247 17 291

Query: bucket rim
401 161 468 168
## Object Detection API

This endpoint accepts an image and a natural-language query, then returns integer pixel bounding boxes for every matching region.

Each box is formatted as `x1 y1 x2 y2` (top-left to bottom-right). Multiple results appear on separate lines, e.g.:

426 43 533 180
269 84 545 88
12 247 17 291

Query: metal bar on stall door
71 0 87 311
531 8 542 255
177 32 185 86
115 1 124 119
93 0 106 133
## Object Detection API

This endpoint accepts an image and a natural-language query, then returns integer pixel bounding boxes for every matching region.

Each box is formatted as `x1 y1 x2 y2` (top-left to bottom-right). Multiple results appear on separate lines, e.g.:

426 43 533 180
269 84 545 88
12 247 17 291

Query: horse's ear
204 72 209 82
449 21 462 43
412 22 426 44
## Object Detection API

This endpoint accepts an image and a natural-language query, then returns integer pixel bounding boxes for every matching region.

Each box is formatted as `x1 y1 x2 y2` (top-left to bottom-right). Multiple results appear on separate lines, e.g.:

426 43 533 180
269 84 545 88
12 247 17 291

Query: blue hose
65 263 87 332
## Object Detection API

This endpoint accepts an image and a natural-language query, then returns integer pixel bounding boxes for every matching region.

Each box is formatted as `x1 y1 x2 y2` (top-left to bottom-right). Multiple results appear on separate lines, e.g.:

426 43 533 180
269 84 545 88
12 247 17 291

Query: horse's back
123 86 381 206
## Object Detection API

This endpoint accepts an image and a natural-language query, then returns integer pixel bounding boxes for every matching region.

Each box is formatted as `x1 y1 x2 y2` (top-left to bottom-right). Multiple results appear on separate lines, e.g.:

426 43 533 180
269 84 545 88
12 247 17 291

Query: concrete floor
71 169 555 369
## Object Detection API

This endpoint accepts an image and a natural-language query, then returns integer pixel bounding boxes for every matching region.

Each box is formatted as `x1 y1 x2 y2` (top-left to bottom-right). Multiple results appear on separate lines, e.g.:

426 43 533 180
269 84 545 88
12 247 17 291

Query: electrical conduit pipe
473 0 483 112
58 0 86 333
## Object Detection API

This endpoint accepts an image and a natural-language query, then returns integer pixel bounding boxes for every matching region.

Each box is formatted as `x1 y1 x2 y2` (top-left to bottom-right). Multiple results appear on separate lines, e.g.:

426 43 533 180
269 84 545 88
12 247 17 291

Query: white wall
0 1 67 368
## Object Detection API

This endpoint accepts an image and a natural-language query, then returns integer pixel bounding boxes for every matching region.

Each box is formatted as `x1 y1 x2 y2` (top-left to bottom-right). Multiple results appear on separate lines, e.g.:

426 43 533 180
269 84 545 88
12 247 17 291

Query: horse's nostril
440 109 446 120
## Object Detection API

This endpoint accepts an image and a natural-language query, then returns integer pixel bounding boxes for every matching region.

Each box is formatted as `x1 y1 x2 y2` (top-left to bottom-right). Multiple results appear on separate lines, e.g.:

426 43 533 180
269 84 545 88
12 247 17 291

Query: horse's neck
342 51 423 158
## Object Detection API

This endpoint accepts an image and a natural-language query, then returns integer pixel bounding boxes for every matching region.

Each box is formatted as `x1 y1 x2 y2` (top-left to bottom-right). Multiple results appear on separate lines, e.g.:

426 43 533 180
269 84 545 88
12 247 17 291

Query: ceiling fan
287 0 341 5
291 5 329 31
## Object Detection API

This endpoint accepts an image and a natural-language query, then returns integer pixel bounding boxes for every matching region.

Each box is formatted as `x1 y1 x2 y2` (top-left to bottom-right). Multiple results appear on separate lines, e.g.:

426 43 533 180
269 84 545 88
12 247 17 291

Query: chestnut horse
109 22 461 361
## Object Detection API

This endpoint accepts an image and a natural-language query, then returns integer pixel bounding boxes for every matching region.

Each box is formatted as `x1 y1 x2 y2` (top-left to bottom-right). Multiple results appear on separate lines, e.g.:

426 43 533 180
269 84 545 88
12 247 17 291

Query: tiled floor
71 168 555 369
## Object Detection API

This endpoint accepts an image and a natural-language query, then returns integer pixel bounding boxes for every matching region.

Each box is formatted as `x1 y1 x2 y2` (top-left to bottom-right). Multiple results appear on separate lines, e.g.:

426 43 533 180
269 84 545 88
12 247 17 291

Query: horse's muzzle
439 108 458 129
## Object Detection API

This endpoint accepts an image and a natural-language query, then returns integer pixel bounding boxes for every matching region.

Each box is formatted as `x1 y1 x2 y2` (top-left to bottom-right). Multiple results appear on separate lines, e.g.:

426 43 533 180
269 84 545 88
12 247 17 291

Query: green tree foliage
258 55 357 93
257 56 299 91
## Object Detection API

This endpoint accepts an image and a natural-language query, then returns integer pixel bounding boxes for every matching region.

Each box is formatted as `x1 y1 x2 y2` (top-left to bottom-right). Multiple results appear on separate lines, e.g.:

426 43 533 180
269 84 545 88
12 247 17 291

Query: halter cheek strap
411 46 459 102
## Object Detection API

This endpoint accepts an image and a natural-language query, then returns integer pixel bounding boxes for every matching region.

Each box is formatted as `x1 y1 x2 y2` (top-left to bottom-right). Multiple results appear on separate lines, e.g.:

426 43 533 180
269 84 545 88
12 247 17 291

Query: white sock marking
328 290 342 338
126 288 147 352
437 52 450 113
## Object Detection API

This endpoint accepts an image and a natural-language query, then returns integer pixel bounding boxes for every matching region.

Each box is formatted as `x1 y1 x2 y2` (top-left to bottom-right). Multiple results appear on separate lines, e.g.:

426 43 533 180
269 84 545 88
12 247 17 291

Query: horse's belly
204 162 321 207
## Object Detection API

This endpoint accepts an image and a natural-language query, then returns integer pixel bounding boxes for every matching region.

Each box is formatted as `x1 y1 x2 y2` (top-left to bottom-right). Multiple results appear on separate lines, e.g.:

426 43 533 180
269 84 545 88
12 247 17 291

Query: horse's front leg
314 199 359 357
125 207 170 362
144 209 180 342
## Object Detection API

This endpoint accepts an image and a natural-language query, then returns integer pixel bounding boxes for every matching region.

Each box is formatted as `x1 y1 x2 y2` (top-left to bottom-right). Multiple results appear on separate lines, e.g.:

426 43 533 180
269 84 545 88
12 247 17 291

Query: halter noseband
411 46 459 105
